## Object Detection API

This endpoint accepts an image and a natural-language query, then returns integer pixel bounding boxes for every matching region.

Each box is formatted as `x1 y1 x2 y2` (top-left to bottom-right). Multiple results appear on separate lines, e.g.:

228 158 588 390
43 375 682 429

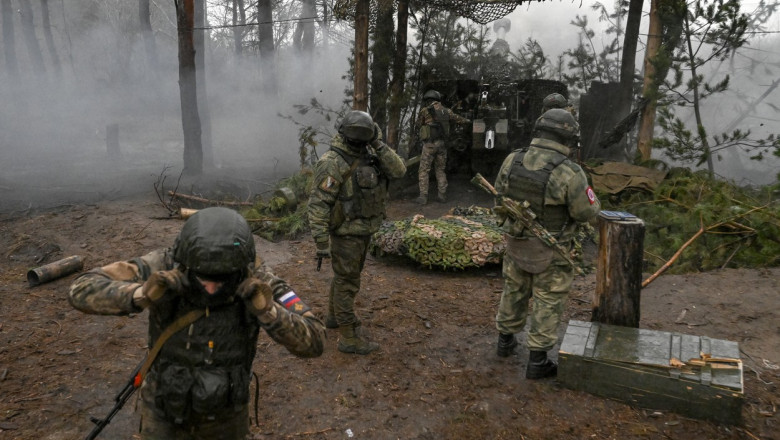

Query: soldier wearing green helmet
415 89 471 204
68 207 325 438
307 110 406 355
492 108 600 379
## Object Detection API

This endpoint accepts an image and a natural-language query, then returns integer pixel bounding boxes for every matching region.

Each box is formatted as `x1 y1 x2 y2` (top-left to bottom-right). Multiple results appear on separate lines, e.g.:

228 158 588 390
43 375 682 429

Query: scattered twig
167 191 254 207
284 427 334 438
642 224 705 288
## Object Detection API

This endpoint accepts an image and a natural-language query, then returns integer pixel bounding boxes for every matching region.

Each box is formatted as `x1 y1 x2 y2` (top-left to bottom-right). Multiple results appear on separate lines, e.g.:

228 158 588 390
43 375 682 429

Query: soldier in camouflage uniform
308 110 406 355
415 89 471 204
69 207 325 438
493 109 600 379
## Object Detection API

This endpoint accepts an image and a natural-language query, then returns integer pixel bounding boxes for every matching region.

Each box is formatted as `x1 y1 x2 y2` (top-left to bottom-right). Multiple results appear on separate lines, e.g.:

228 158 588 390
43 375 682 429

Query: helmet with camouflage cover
535 108 580 141
173 207 255 276
337 110 375 143
423 89 441 102
542 93 568 111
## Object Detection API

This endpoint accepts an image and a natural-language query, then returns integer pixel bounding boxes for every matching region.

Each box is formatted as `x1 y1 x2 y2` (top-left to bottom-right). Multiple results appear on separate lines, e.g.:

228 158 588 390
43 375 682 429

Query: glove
237 276 274 317
134 269 186 309
315 240 331 259
371 122 383 143
493 206 509 224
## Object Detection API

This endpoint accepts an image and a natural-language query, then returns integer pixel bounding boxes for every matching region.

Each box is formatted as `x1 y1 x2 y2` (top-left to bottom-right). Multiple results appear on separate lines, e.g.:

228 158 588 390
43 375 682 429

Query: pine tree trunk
139 0 159 73
616 0 642 156
386 0 408 151
40 0 60 76
176 0 203 175
353 0 369 111
1 0 18 78
257 0 277 92
232 0 246 55
637 0 662 162
19 1 47 76
195 0 214 168
369 2 394 129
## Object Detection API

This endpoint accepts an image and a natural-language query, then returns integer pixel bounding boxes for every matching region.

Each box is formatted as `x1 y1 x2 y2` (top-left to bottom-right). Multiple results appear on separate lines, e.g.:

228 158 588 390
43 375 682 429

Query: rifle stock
470 173 584 275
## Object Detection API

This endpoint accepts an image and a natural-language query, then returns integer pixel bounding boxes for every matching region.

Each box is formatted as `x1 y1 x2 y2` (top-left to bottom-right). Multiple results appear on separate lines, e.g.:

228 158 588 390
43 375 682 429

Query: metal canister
27 255 84 287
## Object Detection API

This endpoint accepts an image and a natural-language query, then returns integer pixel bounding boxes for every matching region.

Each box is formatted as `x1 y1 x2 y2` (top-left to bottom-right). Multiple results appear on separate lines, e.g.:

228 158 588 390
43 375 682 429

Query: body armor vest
332 148 388 220
505 151 570 233
147 291 260 424
421 103 450 140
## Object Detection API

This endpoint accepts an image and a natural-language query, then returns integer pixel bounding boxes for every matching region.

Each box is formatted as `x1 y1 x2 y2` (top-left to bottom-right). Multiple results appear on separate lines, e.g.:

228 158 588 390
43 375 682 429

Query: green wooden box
558 320 744 425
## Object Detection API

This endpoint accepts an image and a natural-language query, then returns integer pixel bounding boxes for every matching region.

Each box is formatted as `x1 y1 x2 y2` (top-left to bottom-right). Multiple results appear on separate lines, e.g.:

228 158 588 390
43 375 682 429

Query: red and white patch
586 186 597 205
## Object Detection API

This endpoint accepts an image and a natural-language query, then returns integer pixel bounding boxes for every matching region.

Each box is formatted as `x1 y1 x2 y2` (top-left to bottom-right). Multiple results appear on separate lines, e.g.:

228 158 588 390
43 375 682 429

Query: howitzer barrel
27 255 84 287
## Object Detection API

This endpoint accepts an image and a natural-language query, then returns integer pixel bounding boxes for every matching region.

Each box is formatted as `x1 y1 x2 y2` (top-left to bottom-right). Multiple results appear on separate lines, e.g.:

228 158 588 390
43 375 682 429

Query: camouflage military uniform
416 101 470 202
308 134 406 331
69 248 325 438
494 137 600 352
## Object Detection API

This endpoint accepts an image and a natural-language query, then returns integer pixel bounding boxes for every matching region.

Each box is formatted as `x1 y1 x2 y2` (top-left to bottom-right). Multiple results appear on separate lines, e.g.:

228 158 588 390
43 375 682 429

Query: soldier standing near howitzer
69 207 325 438
493 109 600 379
308 110 406 354
541 92 577 119
415 89 471 205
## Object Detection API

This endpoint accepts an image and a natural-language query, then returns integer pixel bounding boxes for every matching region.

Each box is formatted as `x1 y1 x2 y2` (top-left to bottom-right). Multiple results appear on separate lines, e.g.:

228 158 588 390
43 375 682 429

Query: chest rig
506 151 570 233
331 147 388 220
147 291 260 424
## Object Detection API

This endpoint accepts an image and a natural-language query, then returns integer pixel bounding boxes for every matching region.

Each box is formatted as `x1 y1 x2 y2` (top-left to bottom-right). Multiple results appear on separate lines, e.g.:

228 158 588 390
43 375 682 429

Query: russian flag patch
279 291 301 310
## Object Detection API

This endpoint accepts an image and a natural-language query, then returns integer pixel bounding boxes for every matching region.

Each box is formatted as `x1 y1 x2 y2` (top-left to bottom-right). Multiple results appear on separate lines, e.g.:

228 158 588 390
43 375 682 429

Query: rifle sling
134 309 206 388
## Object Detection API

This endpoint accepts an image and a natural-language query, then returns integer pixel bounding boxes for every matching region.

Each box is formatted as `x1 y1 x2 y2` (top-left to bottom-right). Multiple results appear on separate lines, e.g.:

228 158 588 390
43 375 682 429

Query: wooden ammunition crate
558 320 744 425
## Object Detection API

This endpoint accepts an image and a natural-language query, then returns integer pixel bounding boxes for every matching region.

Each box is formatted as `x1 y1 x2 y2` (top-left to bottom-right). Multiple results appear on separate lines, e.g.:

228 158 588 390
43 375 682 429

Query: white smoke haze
0 1 351 212
1 1 777 213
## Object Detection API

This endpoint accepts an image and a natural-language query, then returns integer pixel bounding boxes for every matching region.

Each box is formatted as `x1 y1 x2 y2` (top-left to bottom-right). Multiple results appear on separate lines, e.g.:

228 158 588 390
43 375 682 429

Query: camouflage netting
333 0 530 25
370 206 506 269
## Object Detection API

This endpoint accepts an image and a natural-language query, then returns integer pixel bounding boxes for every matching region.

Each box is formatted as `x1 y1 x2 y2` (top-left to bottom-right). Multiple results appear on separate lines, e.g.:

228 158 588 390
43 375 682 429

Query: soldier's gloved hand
134 269 186 309
493 206 509 223
370 122 384 148
237 275 275 318
315 240 331 259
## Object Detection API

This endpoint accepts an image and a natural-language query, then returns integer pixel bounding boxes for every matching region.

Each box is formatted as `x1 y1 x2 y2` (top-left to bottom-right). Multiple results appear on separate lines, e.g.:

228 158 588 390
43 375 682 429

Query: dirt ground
1 175 778 440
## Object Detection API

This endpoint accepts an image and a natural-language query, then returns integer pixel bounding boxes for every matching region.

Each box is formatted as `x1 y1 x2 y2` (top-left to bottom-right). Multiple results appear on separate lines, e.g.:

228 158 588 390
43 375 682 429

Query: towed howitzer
471 173 584 275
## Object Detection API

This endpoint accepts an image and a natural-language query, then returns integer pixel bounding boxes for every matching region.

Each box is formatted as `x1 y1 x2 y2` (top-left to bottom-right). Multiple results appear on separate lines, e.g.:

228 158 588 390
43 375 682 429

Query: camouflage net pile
370 206 506 269
333 0 526 25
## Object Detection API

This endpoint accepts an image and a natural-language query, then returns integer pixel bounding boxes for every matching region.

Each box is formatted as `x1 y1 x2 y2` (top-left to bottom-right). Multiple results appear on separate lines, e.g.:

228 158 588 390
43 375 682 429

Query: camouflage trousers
139 400 249 439
328 234 371 326
495 255 574 352
418 139 448 198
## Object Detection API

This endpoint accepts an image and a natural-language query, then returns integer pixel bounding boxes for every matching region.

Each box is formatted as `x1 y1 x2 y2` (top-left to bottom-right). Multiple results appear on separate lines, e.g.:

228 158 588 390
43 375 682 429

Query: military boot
496 333 518 357
437 192 447 203
416 195 428 205
338 325 379 355
326 315 361 329
526 350 557 379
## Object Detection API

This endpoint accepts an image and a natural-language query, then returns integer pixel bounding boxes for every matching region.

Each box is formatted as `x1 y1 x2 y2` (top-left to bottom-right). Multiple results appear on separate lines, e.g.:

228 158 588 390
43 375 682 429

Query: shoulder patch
586 186 597 205
319 175 338 192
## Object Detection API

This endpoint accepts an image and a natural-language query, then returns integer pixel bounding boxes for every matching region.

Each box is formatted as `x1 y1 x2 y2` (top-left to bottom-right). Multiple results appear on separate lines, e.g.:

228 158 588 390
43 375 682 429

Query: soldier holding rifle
491 109 600 379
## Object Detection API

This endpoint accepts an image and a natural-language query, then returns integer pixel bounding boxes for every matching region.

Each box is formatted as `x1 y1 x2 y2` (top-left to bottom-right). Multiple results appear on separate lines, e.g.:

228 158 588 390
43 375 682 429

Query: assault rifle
85 360 143 440
471 173 584 275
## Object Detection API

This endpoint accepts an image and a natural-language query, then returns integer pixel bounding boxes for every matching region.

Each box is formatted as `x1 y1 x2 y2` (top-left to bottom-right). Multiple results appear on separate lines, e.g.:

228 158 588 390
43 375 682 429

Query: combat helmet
423 89 441 102
338 110 375 143
535 108 580 141
542 93 568 111
173 207 256 276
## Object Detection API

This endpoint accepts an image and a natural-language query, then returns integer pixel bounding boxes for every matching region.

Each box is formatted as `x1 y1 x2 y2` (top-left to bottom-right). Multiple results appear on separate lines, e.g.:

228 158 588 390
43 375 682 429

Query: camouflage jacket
415 101 469 128
68 248 325 358
307 134 406 243
494 137 601 241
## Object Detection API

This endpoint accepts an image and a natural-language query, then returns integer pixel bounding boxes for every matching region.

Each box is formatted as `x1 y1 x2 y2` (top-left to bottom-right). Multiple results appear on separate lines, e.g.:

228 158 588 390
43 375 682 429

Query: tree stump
592 211 645 327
